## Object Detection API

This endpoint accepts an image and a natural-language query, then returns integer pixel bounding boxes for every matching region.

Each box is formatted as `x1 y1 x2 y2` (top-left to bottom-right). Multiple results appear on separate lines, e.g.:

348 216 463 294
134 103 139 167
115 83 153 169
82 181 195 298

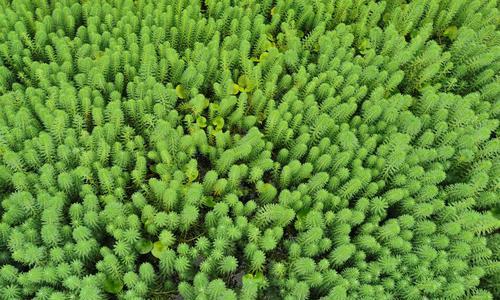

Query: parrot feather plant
0 0 499 299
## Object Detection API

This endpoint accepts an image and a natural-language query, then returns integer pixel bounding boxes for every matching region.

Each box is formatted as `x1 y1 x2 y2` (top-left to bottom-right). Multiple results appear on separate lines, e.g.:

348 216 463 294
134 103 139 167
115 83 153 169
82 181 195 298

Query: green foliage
0 0 499 299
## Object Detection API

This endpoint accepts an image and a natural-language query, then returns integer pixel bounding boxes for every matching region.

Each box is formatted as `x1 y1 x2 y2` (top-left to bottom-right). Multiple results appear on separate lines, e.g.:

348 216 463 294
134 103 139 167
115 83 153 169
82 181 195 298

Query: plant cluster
0 0 499 299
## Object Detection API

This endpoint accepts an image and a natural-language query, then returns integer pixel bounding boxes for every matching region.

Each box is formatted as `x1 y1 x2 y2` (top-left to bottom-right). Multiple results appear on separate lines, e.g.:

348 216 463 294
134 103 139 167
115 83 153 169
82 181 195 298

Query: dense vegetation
0 0 499 299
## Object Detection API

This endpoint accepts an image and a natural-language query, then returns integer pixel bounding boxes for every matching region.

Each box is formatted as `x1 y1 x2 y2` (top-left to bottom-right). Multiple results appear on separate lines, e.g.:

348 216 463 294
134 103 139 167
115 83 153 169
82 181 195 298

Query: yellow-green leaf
209 103 220 113
231 83 240 95
212 116 225 130
242 273 254 281
238 75 254 92
263 40 274 51
196 116 207 128
254 272 265 281
152 241 166 258
176 84 187 99
443 26 458 41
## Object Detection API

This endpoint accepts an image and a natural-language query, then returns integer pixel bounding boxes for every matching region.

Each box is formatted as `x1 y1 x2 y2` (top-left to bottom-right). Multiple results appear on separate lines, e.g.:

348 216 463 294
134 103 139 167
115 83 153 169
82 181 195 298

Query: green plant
0 0 499 299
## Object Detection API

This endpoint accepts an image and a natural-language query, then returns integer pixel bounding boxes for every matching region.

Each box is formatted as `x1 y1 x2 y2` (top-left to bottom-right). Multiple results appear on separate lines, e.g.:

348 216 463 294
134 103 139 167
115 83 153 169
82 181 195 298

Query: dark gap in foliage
200 0 208 14
196 153 212 179
385 203 402 220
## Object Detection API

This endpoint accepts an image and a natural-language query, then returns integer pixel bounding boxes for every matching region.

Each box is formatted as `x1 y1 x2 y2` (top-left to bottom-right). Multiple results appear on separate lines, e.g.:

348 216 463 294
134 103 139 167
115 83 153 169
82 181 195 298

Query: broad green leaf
254 272 265 280
103 277 123 294
238 75 254 92
196 116 207 128
152 241 166 258
209 103 220 113
135 239 153 254
359 39 370 52
242 273 254 281
263 40 274 51
238 75 249 87
231 83 240 95
443 26 458 40
176 84 187 99
212 116 225 130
